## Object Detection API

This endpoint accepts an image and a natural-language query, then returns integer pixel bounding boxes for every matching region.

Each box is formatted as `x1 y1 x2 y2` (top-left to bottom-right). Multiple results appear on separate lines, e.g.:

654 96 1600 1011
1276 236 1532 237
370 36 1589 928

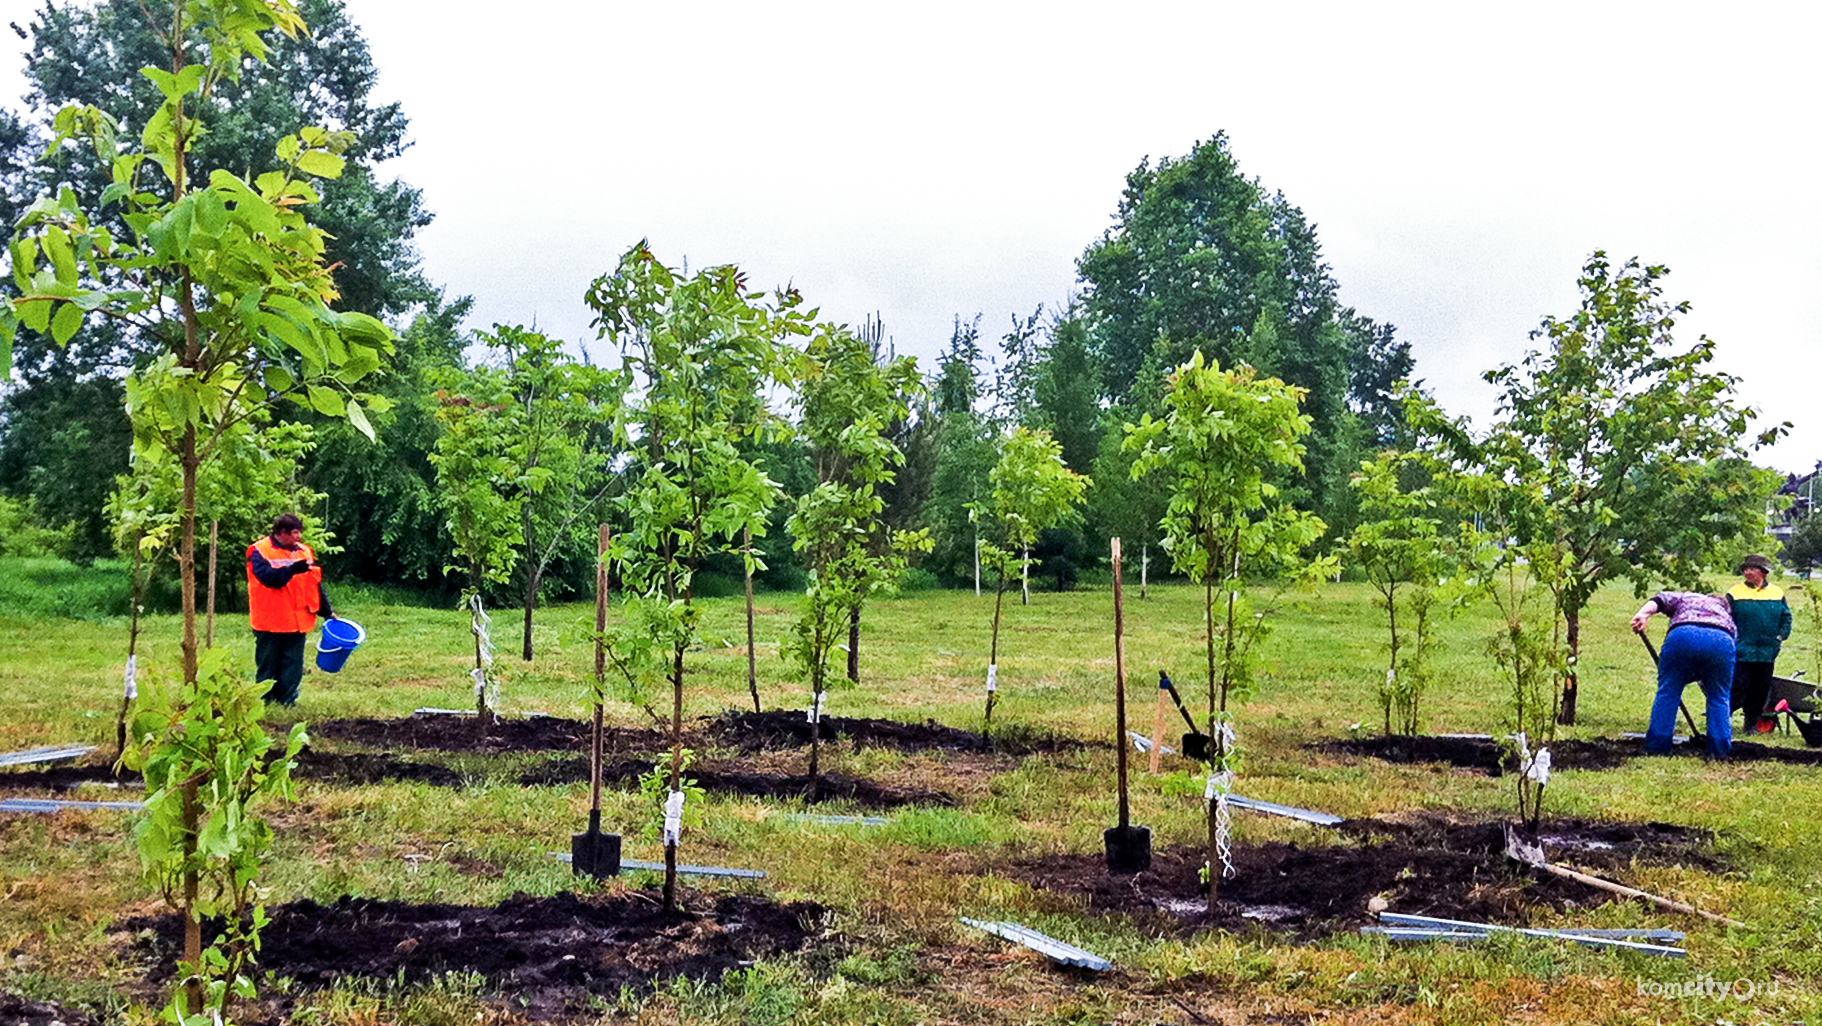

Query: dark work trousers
1732 660 1776 729
255 630 308 706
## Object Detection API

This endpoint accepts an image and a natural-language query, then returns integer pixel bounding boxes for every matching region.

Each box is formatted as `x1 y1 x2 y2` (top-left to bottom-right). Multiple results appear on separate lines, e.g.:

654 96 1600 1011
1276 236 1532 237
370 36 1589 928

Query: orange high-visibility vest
246 536 322 633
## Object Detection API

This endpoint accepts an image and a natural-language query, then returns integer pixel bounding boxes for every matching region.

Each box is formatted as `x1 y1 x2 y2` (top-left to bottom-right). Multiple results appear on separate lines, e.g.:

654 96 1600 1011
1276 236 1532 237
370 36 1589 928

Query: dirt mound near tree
521 757 956 808
0 992 102 1026
121 890 827 1018
307 714 667 754
1006 814 1720 938
709 709 1090 755
1316 733 1822 772
0 747 462 791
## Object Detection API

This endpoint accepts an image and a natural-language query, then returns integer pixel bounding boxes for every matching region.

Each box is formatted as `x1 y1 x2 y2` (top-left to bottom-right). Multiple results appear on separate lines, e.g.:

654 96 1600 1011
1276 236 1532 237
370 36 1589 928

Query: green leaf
265 365 295 393
295 150 344 179
50 302 82 345
19 299 52 333
307 385 345 416
44 226 77 287
346 399 374 441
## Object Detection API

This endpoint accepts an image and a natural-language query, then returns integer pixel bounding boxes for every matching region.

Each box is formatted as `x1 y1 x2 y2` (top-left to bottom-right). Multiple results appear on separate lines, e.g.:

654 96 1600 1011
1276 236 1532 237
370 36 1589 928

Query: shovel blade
571 829 622 879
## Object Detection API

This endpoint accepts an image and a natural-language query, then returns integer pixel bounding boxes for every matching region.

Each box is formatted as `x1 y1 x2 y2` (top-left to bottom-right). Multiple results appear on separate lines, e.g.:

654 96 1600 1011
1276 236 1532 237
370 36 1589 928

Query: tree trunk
745 525 759 712
205 520 218 650
592 526 609 816
985 577 1007 736
664 643 684 910
1020 546 1030 606
846 605 860 684
1112 539 1129 828
1141 543 1149 601
181 778 202 1016
522 502 538 661
180 428 199 688
1558 608 1580 724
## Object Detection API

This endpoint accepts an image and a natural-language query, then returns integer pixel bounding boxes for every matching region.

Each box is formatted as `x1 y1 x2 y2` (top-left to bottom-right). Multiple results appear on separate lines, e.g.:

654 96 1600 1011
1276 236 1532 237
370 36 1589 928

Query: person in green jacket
1727 554 1793 734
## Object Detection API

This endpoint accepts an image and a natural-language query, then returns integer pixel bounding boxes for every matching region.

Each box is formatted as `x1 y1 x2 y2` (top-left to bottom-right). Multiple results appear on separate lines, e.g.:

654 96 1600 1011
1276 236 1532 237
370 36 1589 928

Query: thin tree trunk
1141 543 1149 601
205 520 218 650
664 642 684 910
986 575 1007 736
973 535 980 596
181 779 202 1016
846 605 860 684
744 525 759 712
1558 608 1580 724
522 501 538 661
180 429 199 688
1020 546 1030 606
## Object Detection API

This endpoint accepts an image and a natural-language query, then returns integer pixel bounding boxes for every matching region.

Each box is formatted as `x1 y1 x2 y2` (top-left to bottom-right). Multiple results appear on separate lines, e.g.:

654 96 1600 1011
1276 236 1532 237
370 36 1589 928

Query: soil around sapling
119 890 829 1020
709 709 1093 755
521 757 958 808
1317 733 1822 773
1003 813 1722 939
0 747 464 791
306 713 668 754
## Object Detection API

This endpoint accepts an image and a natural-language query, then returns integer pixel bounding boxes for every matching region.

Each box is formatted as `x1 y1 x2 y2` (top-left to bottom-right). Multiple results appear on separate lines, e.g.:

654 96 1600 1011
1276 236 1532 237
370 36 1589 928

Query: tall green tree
1126 352 1330 909
0 0 429 564
922 316 997 584
1477 253 1784 723
1076 133 1410 530
1 2 393 1017
588 242 804 909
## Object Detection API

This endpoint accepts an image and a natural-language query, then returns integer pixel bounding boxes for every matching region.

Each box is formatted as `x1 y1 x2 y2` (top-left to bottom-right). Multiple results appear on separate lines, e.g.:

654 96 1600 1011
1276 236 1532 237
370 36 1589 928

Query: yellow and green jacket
1726 582 1792 663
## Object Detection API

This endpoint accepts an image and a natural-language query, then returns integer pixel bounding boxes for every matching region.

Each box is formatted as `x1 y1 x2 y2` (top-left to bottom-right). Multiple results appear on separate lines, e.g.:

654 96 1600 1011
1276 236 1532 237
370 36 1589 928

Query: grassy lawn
3 565 1821 1025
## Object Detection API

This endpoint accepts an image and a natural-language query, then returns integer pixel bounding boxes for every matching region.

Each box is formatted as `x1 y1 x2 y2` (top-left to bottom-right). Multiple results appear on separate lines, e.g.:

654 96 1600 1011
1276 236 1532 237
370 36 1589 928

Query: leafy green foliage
784 321 929 781
1126 351 1330 902
0 494 75 558
1344 444 1465 736
1475 252 1783 723
123 648 306 1024
972 427 1087 730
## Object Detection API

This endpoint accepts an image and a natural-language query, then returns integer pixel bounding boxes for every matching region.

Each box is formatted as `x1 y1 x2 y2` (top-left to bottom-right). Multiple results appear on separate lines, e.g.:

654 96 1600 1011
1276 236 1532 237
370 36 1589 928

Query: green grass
5 564 1822 1024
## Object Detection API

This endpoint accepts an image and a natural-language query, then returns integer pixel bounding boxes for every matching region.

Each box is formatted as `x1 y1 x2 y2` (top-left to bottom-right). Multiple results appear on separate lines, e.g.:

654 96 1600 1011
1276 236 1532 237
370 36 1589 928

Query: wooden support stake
205 520 218 649
1530 860 1744 928
1112 538 1129 829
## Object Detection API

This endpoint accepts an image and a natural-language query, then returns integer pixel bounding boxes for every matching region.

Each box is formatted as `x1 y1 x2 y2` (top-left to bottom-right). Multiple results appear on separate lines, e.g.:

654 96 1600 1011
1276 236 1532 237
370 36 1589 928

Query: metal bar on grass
1377 912 1685 957
0 798 145 813
777 813 892 827
0 744 97 768
1226 794 1343 826
959 917 1112 971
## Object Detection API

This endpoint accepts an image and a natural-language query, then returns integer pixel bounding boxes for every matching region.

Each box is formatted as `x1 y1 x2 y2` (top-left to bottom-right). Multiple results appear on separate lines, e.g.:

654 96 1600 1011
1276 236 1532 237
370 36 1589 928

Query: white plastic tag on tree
663 789 686 844
471 668 487 697
1524 748 1552 787
1386 667 1397 686
986 663 998 693
806 690 825 724
123 655 137 701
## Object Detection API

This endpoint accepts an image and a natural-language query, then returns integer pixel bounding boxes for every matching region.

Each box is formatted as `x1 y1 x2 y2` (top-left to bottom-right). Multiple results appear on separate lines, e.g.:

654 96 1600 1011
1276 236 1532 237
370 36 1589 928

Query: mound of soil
308 713 668 754
0 748 462 792
710 709 1090 755
521 757 956 808
0 992 101 1026
1317 733 1822 773
1006 814 1719 939
121 890 826 1018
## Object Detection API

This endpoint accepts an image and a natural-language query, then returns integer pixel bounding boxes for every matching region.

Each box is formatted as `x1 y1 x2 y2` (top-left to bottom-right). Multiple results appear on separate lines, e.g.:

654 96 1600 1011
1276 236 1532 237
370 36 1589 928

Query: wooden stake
744 524 759 712
1112 538 1129 829
1529 858 1744 928
592 525 609 818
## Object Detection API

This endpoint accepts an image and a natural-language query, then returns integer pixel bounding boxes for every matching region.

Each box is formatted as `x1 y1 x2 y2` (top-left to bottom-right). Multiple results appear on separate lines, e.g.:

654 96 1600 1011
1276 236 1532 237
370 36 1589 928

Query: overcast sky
5 1 1817 474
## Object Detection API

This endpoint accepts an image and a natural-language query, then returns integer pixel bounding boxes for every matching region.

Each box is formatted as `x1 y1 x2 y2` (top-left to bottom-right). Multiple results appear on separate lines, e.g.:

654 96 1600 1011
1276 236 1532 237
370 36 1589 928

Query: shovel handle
1161 676 1201 735
1637 630 1660 665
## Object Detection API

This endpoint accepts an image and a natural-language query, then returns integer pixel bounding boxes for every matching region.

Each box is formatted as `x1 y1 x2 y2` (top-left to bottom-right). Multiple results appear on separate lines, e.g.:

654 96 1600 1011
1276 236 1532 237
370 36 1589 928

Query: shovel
1637 631 1703 742
1158 671 1212 761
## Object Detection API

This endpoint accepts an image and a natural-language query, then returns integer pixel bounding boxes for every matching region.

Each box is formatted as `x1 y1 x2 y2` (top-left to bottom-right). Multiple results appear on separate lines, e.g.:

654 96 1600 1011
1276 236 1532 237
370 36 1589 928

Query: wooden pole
592 526 609 818
205 520 218 649
1112 538 1130 829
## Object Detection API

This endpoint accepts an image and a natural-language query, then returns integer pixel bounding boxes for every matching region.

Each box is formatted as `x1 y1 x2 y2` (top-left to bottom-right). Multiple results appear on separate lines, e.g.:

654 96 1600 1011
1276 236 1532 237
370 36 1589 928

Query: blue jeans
1646 625 1734 758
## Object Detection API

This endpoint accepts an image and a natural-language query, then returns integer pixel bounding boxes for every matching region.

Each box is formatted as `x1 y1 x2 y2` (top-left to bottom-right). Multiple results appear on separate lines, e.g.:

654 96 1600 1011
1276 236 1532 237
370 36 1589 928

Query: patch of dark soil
306 714 669 755
290 749 464 788
521 758 956 808
120 890 827 1019
710 709 1090 755
0 992 101 1026
1320 733 1822 773
0 764 141 790
1 748 461 791
1005 814 1722 939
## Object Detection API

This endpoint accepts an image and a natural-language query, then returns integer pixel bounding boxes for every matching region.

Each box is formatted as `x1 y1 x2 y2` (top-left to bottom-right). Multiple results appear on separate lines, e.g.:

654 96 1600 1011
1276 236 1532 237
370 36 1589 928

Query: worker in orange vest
247 513 333 706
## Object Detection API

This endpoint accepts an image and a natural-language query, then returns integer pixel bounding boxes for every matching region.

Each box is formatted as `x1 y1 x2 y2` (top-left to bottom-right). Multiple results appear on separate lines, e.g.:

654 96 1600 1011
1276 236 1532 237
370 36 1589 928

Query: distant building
1771 462 1821 542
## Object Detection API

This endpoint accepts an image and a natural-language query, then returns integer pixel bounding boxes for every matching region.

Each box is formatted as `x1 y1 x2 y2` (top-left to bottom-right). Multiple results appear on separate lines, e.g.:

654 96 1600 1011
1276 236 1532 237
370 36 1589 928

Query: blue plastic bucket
315 617 366 673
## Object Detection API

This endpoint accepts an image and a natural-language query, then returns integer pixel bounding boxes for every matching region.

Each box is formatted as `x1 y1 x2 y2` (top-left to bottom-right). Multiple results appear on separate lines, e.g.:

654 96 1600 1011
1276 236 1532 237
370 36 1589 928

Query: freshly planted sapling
972 427 1088 737
785 321 928 790
588 242 804 909
1126 352 1329 909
